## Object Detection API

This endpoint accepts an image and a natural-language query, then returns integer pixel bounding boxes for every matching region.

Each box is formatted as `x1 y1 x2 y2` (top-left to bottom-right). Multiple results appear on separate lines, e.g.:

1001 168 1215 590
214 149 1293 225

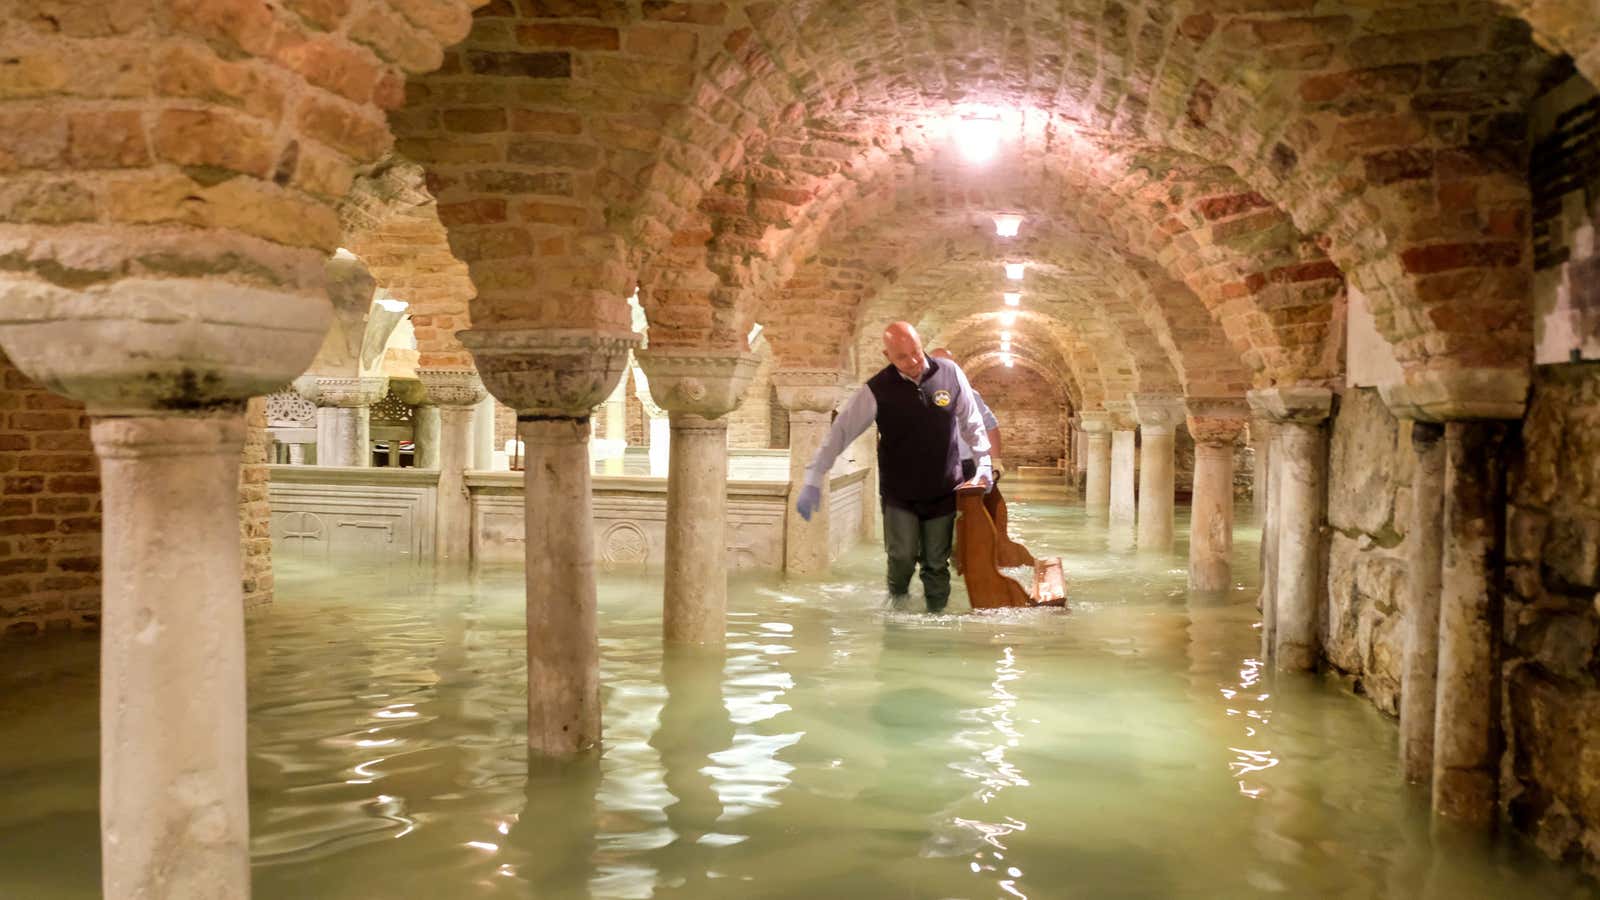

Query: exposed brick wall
0 349 100 636
1531 72 1600 363
727 350 774 449
969 366 1065 468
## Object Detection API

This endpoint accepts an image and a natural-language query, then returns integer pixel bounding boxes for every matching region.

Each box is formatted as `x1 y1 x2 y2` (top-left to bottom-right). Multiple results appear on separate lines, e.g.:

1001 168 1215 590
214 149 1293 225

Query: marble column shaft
1432 420 1508 826
1261 428 1282 653
95 414 251 900
639 348 759 646
1186 400 1248 593
663 413 732 643
1083 429 1111 513
1132 395 1185 550
785 408 834 574
1251 416 1272 523
414 405 442 469
1400 422 1446 784
419 370 487 565
521 417 602 756
1109 428 1137 527
315 406 369 467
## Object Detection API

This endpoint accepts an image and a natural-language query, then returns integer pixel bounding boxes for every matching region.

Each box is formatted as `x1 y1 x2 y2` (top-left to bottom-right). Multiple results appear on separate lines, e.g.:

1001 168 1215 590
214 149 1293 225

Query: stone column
773 369 849 575
1080 411 1112 514
418 369 488 565
1104 400 1138 530
413 405 442 469
1432 420 1509 825
1185 398 1248 592
1248 387 1333 672
1250 415 1272 523
637 349 759 645
293 375 388 467
854 424 881 541
1131 394 1185 550
461 328 639 757
0 269 331 898
472 394 497 471
1399 421 1445 784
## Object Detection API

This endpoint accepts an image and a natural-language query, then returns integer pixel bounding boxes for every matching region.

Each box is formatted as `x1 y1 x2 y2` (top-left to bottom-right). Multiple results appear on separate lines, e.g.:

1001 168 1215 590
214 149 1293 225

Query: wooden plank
1033 557 1067 608
956 486 1030 609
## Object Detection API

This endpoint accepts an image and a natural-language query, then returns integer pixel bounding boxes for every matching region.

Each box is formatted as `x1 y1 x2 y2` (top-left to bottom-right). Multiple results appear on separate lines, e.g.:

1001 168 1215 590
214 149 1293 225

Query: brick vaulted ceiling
394 0 1579 401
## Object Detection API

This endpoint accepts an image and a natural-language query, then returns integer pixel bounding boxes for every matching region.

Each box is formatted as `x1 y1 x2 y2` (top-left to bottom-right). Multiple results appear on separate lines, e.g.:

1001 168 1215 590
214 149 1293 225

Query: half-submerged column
1104 400 1138 531
0 273 332 899
773 369 848 575
1399 421 1445 784
1185 398 1248 591
1248 387 1333 672
1080 411 1112 514
461 329 639 757
637 349 759 645
1433 420 1509 825
294 376 388 467
418 369 487 565
1250 414 1272 523
1131 394 1186 550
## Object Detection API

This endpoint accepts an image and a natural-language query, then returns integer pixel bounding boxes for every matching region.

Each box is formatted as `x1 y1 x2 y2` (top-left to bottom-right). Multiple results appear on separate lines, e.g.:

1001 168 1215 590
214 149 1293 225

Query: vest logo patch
932 389 952 407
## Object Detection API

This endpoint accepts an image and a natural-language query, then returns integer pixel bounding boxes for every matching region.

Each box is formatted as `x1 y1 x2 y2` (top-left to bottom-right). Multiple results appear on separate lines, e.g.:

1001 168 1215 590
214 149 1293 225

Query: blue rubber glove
796 484 822 521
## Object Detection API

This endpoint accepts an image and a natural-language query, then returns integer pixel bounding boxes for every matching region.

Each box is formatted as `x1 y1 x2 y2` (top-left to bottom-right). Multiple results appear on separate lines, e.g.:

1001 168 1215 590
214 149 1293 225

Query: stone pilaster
1130 393 1186 550
1250 415 1272 523
1104 400 1138 530
0 275 330 900
1401 421 1445 785
636 348 760 645
1248 386 1333 673
1080 411 1112 513
293 375 389 468
417 369 487 565
459 328 640 758
1185 398 1249 592
772 369 851 575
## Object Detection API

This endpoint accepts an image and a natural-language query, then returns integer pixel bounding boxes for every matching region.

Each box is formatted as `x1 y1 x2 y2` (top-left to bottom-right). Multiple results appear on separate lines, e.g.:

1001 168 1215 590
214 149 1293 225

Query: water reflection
2 493 1599 898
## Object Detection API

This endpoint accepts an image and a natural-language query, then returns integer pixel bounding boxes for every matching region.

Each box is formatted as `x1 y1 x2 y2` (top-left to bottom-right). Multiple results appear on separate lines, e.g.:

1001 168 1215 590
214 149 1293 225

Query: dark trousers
883 503 956 612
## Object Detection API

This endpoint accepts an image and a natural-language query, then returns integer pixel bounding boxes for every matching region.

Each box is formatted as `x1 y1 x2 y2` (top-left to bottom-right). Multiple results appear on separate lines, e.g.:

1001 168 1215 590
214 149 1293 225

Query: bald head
882 321 926 379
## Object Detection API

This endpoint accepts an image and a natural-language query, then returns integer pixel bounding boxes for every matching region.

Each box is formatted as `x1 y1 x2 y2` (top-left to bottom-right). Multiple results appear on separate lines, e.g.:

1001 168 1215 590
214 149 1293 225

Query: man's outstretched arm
796 386 876 520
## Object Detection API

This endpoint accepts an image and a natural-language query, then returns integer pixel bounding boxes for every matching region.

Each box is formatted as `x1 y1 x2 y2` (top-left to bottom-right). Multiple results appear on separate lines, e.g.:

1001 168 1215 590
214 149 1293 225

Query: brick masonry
970 366 1066 468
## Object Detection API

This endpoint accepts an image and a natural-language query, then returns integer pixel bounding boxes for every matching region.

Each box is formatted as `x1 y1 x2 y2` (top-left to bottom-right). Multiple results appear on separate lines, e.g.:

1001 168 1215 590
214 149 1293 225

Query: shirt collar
896 355 937 384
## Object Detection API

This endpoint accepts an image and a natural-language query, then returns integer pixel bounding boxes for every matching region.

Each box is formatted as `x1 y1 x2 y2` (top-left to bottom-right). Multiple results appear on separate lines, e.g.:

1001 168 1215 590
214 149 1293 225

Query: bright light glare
954 115 1002 163
1000 311 1017 327
1004 262 1025 280
1003 292 1021 307
376 297 409 313
1001 353 1014 367
1000 331 1011 341
993 214 1023 237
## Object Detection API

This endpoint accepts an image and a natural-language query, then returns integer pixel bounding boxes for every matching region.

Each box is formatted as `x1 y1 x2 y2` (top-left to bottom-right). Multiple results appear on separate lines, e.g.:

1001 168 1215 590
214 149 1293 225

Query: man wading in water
795 322 992 612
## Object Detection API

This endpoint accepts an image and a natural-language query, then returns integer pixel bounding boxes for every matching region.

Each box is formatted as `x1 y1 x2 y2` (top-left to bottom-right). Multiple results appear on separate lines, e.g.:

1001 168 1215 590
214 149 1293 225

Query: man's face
884 338 925 380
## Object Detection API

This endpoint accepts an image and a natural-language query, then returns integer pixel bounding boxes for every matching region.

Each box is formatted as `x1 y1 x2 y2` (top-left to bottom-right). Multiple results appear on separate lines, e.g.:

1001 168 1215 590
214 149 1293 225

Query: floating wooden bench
954 481 1068 610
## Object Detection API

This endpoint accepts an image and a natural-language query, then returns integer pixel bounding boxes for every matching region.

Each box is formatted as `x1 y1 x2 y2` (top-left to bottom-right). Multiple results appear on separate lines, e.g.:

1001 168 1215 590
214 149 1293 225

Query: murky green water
2 481 1596 898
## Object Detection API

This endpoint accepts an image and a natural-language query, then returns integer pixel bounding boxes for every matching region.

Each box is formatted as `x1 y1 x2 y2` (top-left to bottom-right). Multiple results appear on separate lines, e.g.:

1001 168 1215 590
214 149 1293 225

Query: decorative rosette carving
459 329 641 417
264 390 317 426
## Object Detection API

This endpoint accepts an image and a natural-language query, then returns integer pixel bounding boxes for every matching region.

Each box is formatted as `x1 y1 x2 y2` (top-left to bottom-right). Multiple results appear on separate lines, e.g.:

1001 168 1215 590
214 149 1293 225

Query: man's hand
796 484 822 521
992 458 1007 479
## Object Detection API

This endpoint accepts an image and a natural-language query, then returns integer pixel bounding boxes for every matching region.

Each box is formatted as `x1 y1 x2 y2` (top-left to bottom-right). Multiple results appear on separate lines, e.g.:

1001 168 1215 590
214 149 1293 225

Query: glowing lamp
1005 357 1015 368
953 115 1002 164
1003 292 1021 307
1000 311 1017 327
993 214 1023 237
1004 262 1026 280
1000 352 1013 367
1000 331 1012 341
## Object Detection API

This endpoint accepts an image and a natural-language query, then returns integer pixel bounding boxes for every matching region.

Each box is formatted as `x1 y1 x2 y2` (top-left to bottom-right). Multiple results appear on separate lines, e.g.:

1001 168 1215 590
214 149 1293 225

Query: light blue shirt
959 390 999 462
802 357 992 490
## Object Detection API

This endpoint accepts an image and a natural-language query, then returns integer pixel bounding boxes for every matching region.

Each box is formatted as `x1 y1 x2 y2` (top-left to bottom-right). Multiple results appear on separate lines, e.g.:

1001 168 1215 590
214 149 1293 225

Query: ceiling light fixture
993 214 1023 238
953 113 1003 164
1003 292 1021 307
1004 262 1025 280
1000 311 1017 327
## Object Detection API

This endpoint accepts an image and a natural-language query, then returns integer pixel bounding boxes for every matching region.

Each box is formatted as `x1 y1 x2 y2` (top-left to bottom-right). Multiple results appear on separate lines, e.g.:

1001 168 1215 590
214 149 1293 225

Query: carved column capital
1378 367 1528 422
635 347 760 420
1129 393 1187 435
771 368 852 414
417 368 487 409
1247 386 1333 425
1102 399 1137 431
459 328 641 417
293 375 389 408
1185 396 1250 446
1079 410 1112 434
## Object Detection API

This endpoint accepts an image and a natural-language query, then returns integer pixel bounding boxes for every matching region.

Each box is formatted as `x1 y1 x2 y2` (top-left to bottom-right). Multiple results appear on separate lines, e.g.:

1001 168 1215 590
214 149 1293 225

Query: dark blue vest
867 357 964 515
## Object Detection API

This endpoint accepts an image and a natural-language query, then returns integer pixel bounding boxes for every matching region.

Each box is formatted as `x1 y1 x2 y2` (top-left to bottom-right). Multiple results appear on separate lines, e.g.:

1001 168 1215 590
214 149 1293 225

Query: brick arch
340 159 475 368
0 0 486 362
966 352 1080 412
